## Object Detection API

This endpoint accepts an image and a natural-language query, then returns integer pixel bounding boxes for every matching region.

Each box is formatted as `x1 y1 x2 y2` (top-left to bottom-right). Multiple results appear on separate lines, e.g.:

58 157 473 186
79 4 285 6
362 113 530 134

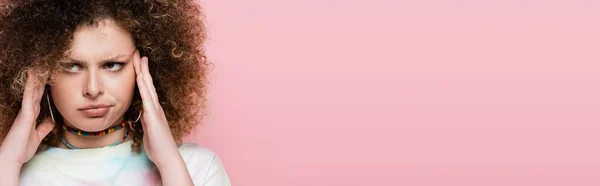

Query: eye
64 63 82 73
105 62 125 71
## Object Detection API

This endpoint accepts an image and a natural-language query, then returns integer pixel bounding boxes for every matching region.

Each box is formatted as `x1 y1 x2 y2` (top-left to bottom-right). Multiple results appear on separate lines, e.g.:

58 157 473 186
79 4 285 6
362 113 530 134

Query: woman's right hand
0 68 55 166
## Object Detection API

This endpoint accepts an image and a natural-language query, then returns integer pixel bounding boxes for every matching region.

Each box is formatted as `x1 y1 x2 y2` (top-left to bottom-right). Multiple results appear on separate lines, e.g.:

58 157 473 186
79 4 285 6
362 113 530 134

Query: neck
57 119 133 149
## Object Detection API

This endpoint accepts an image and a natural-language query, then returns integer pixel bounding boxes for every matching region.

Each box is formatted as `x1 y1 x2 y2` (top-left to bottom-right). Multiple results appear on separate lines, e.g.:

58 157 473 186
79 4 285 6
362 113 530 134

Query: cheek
108 73 136 115
106 73 136 101
123 66 137 99
50 80 79 109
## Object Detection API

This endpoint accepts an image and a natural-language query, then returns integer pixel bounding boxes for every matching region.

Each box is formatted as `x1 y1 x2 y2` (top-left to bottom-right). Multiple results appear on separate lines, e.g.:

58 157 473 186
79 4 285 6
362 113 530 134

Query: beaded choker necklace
61 129 130 149
62 121 128 136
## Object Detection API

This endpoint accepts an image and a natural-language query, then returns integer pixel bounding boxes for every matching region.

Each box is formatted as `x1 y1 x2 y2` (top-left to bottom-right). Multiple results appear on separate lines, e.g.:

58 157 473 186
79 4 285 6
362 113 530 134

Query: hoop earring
133 109 142 123
46 93 55 123
130 109 142 131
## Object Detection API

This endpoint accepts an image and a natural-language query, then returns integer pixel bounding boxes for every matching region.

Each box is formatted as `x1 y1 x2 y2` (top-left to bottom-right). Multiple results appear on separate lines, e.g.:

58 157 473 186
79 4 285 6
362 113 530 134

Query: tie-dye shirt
18 140 231 186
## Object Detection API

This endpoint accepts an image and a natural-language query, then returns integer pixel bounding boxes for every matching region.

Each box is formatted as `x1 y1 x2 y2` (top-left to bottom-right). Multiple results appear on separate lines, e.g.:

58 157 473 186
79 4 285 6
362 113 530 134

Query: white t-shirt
18 140 231 186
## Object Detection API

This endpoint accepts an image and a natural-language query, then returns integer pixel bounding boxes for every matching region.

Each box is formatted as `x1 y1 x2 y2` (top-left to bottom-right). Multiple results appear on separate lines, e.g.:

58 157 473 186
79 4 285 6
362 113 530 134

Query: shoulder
19 151 55 184
20 148 60 174
178 142 218 162
178 142 231 186
177 142 222 170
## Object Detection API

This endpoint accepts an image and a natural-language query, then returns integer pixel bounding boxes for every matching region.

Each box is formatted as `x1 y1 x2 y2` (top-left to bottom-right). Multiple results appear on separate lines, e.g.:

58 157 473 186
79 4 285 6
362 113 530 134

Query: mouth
80 106 111 117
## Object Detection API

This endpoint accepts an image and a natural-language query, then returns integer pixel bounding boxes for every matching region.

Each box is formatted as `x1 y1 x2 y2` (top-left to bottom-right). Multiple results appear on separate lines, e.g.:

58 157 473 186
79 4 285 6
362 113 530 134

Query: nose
83 70 103 98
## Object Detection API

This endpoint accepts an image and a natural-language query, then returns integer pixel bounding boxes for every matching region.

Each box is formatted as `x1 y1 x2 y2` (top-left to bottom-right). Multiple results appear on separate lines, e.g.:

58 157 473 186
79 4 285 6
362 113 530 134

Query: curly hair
0 0 210 153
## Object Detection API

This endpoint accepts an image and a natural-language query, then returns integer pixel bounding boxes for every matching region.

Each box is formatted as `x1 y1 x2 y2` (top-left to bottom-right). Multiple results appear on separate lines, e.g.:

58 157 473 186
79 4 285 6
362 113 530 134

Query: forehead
67 19 135 60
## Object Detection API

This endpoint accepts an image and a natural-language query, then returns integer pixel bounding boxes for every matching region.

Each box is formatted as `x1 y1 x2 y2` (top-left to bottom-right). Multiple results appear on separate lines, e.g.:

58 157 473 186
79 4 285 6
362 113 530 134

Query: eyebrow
66 53 127 65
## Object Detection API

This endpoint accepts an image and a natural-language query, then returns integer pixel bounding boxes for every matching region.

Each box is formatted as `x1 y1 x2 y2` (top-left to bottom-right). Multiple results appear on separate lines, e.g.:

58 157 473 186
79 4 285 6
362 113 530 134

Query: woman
0 0 230 185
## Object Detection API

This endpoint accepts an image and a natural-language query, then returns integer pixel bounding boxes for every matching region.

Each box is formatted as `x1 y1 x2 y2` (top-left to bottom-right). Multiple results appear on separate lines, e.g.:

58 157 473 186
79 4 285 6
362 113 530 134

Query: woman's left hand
133 51 194 185
132 50 179 167
133 50 194 185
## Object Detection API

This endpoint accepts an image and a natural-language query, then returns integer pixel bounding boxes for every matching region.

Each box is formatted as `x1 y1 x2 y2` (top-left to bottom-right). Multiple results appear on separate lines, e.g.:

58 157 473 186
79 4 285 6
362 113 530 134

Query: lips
80 106 110 117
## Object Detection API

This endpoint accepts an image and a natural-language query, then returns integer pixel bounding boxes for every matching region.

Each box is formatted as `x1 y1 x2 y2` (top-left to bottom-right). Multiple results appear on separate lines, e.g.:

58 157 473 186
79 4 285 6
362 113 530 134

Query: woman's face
50 18 136 131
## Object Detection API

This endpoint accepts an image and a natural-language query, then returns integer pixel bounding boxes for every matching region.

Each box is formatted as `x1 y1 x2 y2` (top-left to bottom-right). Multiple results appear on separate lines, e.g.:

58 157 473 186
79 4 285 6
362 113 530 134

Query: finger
141 117 148 133
133 51 156 104
36 118 55 141
136 70 156 112
3 70 38 151
33 74 48 111
133 51 158 114
141 57 156 93
136 56 156 108
36 80 45 103
133 50 141 75
21 69 35 112
30 70 50 121
141 57 160 108
18 69 40 124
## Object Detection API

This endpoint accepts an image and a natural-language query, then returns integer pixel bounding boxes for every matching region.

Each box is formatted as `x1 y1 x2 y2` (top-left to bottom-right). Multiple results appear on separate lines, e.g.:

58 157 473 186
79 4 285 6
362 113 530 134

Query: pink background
192 0 600 185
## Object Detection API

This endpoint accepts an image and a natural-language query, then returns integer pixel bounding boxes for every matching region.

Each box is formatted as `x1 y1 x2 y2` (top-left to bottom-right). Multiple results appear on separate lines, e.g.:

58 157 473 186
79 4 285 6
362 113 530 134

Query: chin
72 117 114 132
